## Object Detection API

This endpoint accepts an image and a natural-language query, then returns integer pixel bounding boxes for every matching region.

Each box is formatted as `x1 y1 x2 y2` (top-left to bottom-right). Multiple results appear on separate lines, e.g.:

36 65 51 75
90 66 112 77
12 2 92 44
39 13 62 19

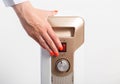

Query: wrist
13 1 33 18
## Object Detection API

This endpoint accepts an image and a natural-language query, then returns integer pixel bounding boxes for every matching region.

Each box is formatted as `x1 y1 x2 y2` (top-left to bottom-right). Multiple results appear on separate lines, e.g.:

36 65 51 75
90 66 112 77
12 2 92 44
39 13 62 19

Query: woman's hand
13 1 63 56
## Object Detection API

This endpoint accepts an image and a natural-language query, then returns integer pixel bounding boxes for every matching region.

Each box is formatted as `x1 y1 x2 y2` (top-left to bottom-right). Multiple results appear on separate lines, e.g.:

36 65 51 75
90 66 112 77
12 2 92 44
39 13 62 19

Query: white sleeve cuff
3 0 28 7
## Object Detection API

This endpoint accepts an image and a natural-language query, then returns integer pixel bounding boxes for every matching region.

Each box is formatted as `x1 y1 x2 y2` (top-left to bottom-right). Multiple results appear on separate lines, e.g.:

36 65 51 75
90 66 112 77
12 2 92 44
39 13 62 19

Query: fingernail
59 46 63 51
50 51 54 56
54 52 59 57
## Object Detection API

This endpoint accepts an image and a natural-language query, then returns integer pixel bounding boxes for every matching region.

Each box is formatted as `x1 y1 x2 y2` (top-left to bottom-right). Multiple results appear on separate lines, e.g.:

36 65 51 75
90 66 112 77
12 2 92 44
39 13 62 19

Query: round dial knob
56 59 70 72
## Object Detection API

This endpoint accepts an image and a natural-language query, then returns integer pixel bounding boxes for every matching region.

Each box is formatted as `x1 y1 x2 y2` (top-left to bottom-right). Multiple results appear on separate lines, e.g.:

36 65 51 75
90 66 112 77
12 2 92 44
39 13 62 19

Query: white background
0 0 120 84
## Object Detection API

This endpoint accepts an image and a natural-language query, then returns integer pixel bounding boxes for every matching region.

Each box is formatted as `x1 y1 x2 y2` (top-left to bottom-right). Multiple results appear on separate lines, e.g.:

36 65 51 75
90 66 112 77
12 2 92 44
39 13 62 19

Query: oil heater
41 16 84 84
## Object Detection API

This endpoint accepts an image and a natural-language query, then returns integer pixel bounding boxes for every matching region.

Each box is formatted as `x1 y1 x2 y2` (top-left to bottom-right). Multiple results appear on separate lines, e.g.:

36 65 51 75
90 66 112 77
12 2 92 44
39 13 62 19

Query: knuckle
52 34 57 39
29 22 42 32
39 30 45 35
48 40 53 45
40 40 46 46
38 27 47 35
52 34 59 41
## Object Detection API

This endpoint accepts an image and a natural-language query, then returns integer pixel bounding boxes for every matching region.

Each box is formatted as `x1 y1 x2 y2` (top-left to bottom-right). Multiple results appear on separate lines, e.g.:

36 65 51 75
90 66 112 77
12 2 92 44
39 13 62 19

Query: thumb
48 10 58 16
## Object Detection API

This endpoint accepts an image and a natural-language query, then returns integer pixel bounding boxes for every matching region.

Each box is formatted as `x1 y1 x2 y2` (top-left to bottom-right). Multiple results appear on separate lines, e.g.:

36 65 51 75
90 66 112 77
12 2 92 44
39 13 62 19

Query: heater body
41 16 84 84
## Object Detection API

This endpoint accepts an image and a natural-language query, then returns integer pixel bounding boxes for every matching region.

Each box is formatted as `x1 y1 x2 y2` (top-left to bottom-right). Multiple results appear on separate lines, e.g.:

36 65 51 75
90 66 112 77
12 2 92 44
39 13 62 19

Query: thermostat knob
56 59 70 72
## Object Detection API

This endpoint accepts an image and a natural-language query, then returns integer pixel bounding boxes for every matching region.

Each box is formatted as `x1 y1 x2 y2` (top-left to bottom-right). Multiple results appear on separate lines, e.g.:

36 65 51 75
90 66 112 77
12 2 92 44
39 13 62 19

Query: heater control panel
52 39 74 77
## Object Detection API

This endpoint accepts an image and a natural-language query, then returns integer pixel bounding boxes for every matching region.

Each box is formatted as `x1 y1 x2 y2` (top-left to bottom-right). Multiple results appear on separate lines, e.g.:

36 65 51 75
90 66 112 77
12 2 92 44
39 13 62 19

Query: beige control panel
47 16 84 84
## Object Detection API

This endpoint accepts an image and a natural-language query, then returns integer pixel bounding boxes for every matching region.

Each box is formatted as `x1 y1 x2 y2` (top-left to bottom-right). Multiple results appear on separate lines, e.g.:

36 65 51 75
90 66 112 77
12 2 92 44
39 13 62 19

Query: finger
41 32 59 57
48 29 63 51
46 23 63 51
37 35 55 56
